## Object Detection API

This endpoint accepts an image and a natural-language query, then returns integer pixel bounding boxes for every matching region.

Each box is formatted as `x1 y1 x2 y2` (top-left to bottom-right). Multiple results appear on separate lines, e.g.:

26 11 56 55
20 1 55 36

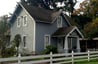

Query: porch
55 37 80 53
52 26 83 53
80 38 98 52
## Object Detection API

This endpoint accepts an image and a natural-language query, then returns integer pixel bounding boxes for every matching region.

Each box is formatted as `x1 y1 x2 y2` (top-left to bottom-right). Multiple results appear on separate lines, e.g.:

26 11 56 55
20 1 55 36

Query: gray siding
35 16 69 53
70 30 80 37
11 8 35 53
11 8 70 54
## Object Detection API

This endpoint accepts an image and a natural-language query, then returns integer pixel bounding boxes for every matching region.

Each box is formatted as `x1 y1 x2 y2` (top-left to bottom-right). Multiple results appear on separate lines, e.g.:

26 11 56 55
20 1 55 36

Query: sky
0 0 84 16
0 0 20 16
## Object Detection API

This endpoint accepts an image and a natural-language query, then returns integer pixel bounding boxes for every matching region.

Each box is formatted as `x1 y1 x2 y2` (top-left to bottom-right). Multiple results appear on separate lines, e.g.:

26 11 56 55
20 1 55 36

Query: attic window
57 16 62 28
23 16 27 26
17 17 21 27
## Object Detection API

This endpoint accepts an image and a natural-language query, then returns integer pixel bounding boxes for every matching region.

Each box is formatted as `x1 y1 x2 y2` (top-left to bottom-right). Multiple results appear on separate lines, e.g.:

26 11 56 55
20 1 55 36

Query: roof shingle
52 26 75 37
21 3 61 23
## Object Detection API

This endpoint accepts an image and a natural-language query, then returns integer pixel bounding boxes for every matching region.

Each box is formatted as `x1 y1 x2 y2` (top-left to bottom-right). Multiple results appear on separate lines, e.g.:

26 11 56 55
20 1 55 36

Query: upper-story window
17 17 21 27
23 16 27 26
57 16 62 28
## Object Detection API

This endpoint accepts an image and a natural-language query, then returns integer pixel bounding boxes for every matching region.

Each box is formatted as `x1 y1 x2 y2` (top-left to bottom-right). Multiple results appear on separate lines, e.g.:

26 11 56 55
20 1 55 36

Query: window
17 17 21 27
44 35 50 48
23 16 27 26
23 36 26 47
57 16 62 28
68 37 77 52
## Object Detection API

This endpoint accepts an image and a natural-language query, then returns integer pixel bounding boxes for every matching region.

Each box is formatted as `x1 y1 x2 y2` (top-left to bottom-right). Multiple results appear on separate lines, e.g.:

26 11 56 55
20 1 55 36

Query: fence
0 50 98 64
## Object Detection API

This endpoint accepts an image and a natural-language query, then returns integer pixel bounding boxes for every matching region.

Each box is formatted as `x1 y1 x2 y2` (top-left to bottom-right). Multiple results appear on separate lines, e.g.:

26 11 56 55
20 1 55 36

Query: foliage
73 0 98 19
21 0 77 13
0 15 10 58
12 34 21 56
3 46 16 57
14 34 21 48
71 15 92 29
73 0 98 38
83 18 98 38
43 45 57 54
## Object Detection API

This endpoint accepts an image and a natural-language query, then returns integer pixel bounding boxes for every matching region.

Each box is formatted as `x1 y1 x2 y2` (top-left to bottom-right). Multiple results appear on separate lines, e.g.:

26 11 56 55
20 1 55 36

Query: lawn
75 59 98 64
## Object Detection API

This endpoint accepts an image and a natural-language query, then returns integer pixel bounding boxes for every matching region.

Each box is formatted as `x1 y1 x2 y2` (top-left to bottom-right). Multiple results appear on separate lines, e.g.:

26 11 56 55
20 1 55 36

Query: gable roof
52 26 74 37
52 26 84 38
20 3 61 23
10 2 71 25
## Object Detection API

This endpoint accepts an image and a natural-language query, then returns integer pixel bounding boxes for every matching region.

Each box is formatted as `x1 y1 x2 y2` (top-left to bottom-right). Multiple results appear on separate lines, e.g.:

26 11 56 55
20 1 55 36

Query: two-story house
9 2 84 54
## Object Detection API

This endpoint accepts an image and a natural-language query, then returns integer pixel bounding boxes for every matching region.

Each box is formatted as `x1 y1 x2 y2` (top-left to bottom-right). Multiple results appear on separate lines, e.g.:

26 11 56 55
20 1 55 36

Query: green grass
75 59 98 64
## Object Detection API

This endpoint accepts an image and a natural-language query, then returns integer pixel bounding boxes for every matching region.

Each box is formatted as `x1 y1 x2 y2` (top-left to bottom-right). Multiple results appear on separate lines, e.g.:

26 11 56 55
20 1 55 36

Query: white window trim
57 16 62 28
23 15 27 26
17 17 21 27
44 34 51 49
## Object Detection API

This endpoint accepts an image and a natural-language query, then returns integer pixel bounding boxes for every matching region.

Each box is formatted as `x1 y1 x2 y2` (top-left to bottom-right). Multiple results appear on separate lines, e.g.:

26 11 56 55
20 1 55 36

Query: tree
0 15 10 57
71 15 92 29
14 34 21 48
76 0 98 38
21 0 77 14
12 34 21 56
73 0 98 19
83 18 98 38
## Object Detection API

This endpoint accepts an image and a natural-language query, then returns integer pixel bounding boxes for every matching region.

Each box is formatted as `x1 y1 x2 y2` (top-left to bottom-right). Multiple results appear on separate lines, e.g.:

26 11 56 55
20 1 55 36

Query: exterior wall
11 8 70 54
35 15 69 53
71 30 80 37
10 8 35 53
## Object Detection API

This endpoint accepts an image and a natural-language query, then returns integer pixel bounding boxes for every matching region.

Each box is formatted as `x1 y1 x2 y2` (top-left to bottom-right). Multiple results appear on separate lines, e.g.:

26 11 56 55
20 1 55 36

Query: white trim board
66 26 84 38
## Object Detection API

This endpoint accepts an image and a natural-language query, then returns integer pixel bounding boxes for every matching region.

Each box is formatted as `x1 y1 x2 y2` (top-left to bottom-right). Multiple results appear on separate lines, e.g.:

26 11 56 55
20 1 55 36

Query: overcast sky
0 0 20 16
0 0 84 16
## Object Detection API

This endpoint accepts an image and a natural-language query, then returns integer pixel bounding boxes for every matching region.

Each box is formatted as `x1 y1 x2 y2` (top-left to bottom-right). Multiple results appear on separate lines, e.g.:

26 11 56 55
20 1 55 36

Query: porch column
77 37 80 52
64 37 68 53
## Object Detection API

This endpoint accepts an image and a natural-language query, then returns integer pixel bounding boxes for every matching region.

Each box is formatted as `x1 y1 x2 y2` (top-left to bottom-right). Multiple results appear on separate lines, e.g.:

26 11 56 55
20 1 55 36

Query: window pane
17 18 20 27
45 35 50 48
45 36 49 45
57 16 62 28
23 36 26 47
23 16 27 26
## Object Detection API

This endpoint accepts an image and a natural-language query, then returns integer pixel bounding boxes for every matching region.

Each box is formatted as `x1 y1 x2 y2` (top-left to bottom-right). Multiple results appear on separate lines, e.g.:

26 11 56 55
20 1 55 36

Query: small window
23 16 27 26
44 35 50 48
57 16 62 28
17 17 21 27
23 36 26 47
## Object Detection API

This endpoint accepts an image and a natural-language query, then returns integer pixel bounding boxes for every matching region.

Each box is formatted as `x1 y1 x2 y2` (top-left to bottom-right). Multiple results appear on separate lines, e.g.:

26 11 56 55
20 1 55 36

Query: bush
4 46 16 57
43 45 57 54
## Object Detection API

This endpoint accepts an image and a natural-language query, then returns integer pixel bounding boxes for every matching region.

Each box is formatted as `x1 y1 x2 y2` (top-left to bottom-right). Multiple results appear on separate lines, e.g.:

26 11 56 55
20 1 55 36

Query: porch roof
52 26 75 37
52 26 84 38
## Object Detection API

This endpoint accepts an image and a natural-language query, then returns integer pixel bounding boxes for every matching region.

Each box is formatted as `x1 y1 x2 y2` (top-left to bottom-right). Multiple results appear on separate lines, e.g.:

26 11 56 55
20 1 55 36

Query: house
9 2 84 54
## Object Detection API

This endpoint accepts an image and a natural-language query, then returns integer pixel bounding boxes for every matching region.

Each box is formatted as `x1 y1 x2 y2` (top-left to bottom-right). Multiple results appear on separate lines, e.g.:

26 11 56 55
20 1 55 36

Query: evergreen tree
21 0 77 13
0 15 10 57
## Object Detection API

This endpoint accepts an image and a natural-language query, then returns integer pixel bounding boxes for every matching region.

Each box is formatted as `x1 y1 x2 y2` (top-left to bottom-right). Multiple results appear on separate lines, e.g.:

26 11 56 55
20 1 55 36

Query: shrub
4 46 16 57
43 45 57 54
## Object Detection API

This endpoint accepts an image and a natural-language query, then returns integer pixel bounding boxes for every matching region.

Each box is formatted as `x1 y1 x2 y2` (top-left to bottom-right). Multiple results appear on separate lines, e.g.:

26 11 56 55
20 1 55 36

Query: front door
57 37 65 53
68 37 77 52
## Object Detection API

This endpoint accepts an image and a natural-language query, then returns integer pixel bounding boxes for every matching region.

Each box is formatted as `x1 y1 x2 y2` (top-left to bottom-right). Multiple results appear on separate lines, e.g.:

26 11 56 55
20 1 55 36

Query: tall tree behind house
21 0 77 14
